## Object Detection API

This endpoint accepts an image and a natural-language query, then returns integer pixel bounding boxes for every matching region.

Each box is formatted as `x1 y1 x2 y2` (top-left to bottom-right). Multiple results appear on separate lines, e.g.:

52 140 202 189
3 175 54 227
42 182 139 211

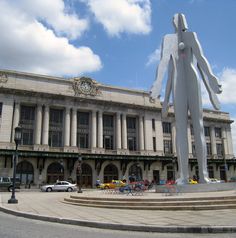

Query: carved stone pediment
72 77 100 96
0 73 8 83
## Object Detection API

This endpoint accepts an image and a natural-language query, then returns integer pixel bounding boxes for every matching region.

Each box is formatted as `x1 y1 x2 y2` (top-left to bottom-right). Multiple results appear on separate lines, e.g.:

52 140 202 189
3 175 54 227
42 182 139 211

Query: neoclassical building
0 69 235 187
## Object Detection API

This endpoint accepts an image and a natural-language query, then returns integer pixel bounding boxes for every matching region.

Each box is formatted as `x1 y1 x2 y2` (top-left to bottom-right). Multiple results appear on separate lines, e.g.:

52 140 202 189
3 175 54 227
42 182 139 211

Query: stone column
91 110 97 148
122 113 127 149
64 107 71 147
12 102 20 142
139 116 144 151
35 104 42 145
116 112 121 150
144 115 149 151
71 108 77 147
210 126 217 156
98 110 103 148
42 105 49 145
222 128 228 155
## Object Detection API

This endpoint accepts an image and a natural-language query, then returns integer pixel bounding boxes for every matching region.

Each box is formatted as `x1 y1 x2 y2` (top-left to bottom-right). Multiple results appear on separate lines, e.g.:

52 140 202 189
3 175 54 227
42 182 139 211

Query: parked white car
41 181 77 192
209 178 224 183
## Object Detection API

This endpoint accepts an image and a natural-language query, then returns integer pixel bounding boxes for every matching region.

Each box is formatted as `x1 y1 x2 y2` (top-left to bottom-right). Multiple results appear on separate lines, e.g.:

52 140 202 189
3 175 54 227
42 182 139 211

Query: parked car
229 177 236 182
209 178 224 183
41 181 77 192
99 180 126 189
0 176 21 192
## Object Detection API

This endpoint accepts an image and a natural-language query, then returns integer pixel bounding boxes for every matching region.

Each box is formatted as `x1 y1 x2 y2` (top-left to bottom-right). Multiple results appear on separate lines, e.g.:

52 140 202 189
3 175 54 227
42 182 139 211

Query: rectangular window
78 112 89 126
216 143 223 156
128 137 136 151
215 127 222 138
77 111 90 149
206 143 212 156
153 137 156 152
78 133 89 149
162 122 171 134
20 105 35 145
49 108 63 147
204 126 210 137
152 119 155 131
103 135 113 150
127 117 136 129
49 131 62 147
20 105 35 122
163 140 172 154
50 108 63 124
103 114 114 128
22 129 34 145
103 114 114 150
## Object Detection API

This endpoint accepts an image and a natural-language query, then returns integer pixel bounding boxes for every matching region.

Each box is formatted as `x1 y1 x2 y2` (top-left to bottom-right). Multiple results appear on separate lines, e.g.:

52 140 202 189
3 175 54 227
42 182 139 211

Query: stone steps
63 195 236 210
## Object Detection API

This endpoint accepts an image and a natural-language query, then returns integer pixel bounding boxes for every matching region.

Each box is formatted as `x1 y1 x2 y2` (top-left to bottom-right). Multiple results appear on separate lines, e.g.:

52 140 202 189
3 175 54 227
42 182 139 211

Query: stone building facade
0 70 235 187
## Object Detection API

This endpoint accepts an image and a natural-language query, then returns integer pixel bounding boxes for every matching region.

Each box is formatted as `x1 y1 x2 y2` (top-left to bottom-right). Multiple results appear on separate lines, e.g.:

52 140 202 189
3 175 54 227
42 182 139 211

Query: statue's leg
173 78 189 185
187 68 210 183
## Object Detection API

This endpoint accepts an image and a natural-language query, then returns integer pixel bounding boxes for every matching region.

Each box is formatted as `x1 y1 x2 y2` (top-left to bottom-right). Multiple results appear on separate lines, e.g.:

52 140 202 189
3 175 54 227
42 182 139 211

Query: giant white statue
150 13 222 184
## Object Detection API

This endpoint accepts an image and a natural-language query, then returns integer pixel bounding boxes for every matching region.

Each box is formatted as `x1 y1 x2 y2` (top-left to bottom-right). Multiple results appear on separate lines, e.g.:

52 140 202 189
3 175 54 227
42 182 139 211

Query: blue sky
0 0 235 155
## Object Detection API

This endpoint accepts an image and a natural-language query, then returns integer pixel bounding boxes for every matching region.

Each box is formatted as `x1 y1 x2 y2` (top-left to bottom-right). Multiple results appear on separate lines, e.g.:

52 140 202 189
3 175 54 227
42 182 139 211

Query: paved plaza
0 189 236 233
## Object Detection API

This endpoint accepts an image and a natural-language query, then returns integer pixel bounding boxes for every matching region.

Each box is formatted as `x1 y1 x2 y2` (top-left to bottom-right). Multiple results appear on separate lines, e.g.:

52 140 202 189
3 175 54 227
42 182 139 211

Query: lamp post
77 155 83 193
8 126 22 204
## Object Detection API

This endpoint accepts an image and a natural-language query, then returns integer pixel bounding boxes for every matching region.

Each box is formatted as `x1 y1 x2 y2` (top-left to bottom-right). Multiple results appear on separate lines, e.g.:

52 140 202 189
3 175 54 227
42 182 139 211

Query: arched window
16 160 34 185
47 162 64 183
208 166 214 178
76 163 93 188
104 164 118 183
128 163 142 182
167 165 175 181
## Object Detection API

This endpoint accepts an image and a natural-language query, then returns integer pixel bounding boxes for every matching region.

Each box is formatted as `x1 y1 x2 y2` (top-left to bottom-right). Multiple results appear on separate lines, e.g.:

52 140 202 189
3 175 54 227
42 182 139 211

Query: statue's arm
150 36 172 98
197 63 221 110
190 32 222 94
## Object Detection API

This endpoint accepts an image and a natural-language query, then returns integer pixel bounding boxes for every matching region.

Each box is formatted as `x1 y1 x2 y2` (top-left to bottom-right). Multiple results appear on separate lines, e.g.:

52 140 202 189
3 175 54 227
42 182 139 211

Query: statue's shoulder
163 34 177 48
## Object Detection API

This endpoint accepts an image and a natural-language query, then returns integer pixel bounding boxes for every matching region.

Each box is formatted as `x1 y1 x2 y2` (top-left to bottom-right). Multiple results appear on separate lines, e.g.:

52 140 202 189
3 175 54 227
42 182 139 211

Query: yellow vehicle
99 180 126 189
189 179 198 184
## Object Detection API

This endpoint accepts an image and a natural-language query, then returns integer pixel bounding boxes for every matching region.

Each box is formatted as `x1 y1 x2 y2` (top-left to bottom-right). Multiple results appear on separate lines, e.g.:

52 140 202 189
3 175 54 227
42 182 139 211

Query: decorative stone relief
72 77 101 96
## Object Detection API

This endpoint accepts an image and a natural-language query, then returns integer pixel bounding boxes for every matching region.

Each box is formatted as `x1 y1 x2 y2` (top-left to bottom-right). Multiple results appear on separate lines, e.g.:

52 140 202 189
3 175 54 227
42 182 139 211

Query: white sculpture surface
151 14 222 184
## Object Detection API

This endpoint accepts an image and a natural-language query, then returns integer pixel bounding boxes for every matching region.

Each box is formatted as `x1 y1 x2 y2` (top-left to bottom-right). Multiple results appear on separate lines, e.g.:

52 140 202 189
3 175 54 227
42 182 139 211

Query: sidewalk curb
0 205 236 233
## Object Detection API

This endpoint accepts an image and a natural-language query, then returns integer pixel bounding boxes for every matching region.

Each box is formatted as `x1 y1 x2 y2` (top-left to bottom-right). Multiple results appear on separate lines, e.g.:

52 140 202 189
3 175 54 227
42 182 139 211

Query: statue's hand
210 75 222 94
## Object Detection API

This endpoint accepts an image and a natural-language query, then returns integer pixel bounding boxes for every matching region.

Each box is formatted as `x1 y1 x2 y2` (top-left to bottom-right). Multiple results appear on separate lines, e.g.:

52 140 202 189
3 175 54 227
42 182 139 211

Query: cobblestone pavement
0 189 236 233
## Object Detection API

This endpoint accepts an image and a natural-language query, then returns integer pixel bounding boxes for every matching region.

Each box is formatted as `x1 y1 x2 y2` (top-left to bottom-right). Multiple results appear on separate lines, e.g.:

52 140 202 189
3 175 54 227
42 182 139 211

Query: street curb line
0 205 236 233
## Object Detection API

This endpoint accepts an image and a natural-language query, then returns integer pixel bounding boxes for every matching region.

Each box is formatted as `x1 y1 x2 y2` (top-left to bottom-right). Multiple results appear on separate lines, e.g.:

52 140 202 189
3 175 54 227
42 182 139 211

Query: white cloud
201 67 236 108
12 0 89 40
0 0 102 76
146 47 161 66
218 68 236 104
85 0 151 36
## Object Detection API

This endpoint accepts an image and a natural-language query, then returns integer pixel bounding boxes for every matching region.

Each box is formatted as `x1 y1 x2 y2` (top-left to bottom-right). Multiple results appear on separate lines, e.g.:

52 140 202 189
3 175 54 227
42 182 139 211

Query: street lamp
77 155 83 193
8 126 22 204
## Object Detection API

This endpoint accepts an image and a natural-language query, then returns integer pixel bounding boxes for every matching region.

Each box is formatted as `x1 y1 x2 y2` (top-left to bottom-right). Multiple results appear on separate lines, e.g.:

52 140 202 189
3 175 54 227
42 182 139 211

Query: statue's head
173 13 188 32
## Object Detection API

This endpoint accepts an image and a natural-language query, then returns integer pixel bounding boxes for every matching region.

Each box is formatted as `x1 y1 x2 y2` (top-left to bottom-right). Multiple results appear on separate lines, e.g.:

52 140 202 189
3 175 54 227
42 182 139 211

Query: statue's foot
176 178 189 185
